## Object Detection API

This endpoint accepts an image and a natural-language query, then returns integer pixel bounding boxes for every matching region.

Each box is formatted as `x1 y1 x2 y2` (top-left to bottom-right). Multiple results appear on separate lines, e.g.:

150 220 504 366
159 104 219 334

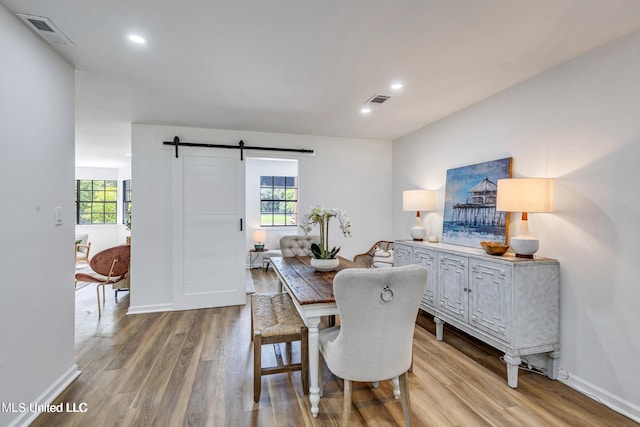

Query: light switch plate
54 206 63 225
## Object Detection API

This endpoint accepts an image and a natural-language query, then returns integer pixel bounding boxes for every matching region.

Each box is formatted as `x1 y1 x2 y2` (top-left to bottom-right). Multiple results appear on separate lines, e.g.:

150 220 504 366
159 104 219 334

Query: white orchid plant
299 205 351 259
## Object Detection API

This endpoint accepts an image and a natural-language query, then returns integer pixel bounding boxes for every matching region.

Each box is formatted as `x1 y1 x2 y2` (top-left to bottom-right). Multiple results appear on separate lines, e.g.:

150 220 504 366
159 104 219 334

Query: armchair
75 234 91 265
352 240 394 268
75 244 130 317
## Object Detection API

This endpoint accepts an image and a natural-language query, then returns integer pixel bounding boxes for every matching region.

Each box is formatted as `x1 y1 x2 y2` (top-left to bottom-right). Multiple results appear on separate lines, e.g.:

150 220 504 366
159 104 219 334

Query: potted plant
125 213 131 245
300 205 351 271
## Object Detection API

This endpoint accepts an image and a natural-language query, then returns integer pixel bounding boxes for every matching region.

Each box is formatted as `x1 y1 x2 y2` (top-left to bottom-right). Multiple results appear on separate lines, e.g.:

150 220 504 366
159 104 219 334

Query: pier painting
442 157 512 248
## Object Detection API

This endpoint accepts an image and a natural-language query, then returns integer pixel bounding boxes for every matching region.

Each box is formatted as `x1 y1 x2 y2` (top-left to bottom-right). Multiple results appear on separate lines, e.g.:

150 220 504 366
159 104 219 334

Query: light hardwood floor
32 269 638 426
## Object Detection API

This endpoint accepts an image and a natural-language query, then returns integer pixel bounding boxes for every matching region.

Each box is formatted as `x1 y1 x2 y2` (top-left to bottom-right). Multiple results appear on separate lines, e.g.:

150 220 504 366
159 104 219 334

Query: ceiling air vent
16 13 74 47
366 94 391 104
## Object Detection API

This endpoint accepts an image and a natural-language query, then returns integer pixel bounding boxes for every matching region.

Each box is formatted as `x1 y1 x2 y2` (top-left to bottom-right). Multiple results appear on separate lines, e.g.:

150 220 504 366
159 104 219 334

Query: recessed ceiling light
361 107 372 114
127 34 146 44
390 83 403 90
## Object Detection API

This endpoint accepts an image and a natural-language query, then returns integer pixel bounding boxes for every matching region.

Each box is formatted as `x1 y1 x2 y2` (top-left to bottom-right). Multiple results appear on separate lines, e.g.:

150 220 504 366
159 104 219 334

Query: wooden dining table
270 255 360 418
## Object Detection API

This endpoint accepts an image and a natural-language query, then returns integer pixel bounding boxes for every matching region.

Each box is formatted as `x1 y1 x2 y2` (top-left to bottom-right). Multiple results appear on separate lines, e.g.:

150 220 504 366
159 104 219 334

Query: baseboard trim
127 303 173 314
559 372 640 423
8 364 81 427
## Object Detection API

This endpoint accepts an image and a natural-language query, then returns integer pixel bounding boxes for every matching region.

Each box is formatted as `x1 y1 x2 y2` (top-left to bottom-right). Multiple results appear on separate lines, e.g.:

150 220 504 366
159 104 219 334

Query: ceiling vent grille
16 13 74 47
366 94 391 104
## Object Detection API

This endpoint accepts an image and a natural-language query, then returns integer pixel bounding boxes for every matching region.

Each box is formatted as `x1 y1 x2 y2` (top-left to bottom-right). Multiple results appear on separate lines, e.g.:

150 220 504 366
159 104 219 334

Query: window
123 179 132 228
75 180 117 224
260 176 297 227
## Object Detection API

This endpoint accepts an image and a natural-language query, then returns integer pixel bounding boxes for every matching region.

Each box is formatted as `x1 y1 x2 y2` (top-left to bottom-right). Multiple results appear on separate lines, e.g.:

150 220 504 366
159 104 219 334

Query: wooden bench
251 292 309 402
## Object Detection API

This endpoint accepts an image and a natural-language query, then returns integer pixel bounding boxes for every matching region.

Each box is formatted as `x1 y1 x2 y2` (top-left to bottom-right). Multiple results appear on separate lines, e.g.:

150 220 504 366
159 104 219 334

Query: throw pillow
372 247 394 268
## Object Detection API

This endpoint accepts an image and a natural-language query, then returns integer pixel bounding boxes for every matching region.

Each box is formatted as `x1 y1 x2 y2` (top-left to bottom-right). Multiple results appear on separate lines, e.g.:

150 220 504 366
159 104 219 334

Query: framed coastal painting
442 157 512 248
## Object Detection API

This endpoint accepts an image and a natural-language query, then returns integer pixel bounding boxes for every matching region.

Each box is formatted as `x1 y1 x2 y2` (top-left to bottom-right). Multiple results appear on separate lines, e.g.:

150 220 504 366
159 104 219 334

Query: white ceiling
4 0 640 169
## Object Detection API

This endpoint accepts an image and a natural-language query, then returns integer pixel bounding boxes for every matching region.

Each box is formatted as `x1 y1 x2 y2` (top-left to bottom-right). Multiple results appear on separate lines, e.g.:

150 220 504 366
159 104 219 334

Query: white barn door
173 149 245 310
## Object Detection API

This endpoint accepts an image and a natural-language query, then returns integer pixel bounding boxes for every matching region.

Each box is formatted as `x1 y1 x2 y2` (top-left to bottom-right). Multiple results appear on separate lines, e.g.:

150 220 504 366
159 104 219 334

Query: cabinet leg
503 354 521 388
546 350 560 380
434 317 444 341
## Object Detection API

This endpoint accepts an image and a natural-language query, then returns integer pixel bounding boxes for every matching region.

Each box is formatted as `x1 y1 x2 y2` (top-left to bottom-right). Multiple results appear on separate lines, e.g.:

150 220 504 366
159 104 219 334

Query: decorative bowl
480 241 509 256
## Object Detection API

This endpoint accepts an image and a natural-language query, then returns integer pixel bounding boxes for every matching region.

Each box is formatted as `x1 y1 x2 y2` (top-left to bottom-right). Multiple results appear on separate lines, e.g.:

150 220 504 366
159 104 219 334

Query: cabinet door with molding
469 259 512 342
394 243 413 267
437 252 468 323
414 247 437 311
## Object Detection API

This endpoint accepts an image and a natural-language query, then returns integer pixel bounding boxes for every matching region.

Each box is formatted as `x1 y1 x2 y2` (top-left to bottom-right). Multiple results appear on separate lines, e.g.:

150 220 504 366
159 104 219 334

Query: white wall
0 5 77 427
130 124 392 313
393 30 640 420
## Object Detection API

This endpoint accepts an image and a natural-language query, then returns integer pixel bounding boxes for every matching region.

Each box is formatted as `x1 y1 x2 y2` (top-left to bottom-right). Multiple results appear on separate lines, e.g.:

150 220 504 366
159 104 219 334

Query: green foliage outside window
75 180 118 224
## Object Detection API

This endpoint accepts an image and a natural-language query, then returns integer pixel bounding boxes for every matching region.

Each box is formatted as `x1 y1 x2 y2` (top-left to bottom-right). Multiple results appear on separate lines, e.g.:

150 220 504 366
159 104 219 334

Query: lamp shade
253 229 266 244
496 178 554 213
402 190 435 212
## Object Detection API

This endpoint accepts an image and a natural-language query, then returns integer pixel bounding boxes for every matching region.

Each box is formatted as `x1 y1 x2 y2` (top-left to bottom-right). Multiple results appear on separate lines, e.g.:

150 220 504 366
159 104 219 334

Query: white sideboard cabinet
395 240 560 388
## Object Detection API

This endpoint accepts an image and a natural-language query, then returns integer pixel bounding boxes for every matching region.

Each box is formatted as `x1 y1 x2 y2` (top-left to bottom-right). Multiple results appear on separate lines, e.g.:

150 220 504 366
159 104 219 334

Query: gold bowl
480 241 509 256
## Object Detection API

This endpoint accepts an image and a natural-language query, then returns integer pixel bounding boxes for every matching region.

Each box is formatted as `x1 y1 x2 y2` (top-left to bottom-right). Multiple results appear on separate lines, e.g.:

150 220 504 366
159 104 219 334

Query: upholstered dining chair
318 265 428 426
75 244 131 317
263 234 320 271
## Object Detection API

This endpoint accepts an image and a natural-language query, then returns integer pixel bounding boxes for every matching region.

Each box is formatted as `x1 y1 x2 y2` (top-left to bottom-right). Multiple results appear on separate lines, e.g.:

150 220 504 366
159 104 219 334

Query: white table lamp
403 189 435 241
253 229 266 250
496 178 554 258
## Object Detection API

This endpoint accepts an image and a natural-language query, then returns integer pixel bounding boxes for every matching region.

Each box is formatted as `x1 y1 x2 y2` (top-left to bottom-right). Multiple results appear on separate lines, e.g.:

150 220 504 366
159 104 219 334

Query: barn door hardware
163 136 314 160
